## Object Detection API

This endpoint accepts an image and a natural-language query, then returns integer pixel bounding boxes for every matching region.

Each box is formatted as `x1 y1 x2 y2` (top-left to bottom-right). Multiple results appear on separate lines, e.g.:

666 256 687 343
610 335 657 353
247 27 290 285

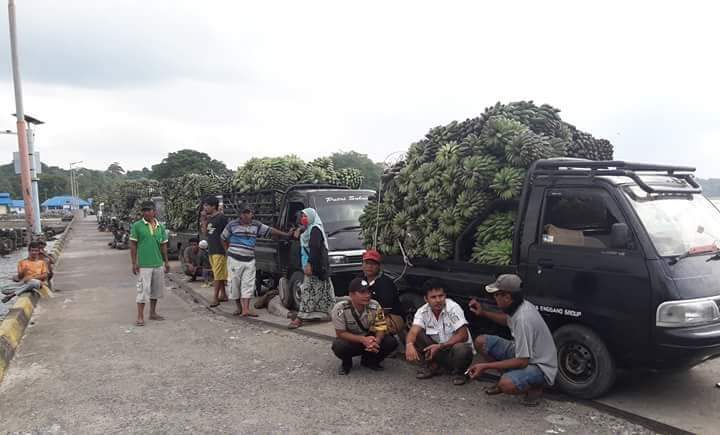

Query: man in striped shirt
221 203 291 316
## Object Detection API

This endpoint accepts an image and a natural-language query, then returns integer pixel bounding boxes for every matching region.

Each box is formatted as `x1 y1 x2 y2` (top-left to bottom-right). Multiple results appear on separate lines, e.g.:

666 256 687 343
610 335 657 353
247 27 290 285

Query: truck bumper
652 322 720 369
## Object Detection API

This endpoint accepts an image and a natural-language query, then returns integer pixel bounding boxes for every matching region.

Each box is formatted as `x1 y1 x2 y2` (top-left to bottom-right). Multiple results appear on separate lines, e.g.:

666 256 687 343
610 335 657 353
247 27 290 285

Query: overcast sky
0 0 718 177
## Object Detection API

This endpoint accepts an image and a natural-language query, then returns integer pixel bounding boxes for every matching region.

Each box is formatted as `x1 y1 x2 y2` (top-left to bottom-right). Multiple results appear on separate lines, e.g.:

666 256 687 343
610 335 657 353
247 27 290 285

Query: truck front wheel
553 324 616 399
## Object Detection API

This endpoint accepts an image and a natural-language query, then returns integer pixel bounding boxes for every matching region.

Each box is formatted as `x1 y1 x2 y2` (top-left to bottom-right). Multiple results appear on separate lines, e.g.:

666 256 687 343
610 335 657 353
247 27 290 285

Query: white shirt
412 298 473 349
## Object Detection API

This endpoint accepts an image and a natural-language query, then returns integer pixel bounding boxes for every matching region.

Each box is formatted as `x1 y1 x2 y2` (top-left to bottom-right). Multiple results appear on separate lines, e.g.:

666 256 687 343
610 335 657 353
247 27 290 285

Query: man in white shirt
405 279 474 386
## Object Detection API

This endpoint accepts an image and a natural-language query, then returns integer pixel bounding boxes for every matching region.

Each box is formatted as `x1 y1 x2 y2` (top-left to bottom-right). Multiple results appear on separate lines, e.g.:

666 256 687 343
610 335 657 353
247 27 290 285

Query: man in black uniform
360 249 406 343
331 278 398 375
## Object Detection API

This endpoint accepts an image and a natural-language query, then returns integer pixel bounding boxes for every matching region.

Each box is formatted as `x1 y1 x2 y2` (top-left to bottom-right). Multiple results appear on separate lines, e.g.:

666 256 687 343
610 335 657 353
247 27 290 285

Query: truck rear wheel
399 292 425 327
553 324 616 399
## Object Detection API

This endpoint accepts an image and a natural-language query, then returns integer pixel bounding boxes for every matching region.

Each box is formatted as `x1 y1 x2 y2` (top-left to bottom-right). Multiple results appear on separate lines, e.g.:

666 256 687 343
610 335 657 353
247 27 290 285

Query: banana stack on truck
223 183 373 310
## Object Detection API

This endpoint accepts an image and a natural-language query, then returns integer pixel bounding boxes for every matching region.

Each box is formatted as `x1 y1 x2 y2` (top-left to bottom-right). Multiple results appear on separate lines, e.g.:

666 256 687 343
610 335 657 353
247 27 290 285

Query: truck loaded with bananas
363 101 720 401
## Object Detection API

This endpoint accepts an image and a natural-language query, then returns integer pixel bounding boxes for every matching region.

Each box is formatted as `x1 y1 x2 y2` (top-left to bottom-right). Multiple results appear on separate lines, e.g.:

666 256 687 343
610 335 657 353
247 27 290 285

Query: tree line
0 149 384 202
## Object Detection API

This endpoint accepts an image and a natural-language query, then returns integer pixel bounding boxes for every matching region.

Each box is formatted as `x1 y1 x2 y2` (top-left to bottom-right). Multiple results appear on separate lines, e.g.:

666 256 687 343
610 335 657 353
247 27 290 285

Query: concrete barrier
0 216 76 384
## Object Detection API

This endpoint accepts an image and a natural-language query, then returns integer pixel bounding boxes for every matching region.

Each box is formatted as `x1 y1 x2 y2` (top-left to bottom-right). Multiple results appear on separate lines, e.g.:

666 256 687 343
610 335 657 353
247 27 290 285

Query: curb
166 273 337 344
0 216 76 384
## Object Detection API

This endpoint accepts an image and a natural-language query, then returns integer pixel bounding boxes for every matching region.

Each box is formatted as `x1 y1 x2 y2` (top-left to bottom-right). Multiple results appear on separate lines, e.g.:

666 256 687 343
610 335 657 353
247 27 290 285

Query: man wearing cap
201 196 229 307
331 277 398 375
359 249 406 342
129 201 169 326
467 274 558 406
405 279 474 385
221 203 291 317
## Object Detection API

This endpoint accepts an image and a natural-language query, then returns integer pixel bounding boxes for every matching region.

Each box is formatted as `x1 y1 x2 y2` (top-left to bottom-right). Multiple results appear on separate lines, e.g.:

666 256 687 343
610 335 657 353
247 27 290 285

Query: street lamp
69 161 83 211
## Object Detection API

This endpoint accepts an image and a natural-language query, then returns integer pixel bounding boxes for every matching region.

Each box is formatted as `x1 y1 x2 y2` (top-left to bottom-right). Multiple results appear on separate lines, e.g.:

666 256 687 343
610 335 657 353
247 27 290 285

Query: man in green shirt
130 201 170 326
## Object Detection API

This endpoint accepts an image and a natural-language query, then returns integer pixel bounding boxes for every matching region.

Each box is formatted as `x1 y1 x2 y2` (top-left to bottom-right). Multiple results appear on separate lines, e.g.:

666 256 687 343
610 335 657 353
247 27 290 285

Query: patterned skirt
297 275 335 321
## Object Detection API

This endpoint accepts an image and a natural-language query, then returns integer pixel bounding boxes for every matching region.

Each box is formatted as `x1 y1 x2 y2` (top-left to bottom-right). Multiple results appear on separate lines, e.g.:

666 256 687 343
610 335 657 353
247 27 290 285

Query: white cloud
0 0 718 176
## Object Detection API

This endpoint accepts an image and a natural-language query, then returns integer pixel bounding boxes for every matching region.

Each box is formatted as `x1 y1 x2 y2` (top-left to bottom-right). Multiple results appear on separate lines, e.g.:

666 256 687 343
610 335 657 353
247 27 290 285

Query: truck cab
385 159 720 398
225 184 374 309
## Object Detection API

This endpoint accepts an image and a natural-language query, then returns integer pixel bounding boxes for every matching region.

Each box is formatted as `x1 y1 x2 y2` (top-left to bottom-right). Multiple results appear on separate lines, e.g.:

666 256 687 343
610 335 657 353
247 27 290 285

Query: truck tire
281 272 304 311
399 292 425 327
553 324 616 399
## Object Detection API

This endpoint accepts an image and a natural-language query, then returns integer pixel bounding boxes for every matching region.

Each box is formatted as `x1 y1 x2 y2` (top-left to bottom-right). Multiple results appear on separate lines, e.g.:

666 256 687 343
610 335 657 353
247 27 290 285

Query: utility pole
26 118 42 233
7 0 35 239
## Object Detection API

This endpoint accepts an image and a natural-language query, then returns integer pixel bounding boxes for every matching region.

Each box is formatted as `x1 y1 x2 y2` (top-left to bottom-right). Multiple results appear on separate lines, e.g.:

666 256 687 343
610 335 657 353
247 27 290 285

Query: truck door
525 186 652 362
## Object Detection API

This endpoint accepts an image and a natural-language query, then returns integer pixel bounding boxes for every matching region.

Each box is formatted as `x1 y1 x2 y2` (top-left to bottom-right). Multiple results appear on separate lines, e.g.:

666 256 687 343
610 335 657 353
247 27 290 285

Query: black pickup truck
223 184 374 309
384 159 720 399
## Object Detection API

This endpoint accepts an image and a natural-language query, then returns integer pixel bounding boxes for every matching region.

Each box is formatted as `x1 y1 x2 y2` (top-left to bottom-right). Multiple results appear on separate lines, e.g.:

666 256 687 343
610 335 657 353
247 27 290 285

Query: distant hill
698 178 720 198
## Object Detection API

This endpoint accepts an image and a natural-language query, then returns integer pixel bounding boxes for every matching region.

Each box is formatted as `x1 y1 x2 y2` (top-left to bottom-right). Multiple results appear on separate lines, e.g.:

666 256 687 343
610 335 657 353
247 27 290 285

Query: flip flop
522 395 540 407
135 320 145 326
244 313 259 317
209 302 220 308
484 385 503 395
288 320 302 329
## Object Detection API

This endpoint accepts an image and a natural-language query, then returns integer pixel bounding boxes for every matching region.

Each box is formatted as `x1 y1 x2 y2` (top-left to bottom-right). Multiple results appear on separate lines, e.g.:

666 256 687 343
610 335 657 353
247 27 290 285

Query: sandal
484 385 503 395
522 395 541 407
452 374 469 386
209 302 220 308
416 367 440 380
135 320 145 327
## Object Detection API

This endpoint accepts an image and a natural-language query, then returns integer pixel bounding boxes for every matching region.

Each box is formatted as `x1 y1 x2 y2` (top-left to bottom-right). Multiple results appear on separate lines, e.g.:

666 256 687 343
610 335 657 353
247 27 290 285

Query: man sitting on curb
405 279 474 385
360 249 406 344
467 274 558 406
182 238 205 281
331 277 398 375
2 241 50 303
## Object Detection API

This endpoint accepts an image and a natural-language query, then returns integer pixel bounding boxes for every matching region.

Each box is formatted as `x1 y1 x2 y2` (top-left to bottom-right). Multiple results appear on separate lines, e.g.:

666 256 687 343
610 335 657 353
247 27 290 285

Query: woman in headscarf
288 208 335 329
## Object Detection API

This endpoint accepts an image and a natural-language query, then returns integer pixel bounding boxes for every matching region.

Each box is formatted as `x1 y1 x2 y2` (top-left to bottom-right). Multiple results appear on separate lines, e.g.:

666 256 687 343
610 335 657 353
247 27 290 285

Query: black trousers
332 335 398 365
415 331 473 375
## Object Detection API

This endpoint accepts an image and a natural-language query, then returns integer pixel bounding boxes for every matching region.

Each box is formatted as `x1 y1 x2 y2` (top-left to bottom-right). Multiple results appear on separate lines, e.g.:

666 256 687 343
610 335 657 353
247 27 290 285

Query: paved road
0 218 649 434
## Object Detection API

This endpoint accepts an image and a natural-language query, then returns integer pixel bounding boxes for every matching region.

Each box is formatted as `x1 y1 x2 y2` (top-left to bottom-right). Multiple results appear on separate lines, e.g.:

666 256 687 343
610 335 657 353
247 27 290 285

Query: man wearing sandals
130 201 169 326
467 274 557 406
405 279 474 386
221 203 291 317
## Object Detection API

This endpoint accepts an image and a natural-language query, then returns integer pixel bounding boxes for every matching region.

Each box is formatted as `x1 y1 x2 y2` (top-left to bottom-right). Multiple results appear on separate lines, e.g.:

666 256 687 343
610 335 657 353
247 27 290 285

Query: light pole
69 161 82 211
7 0 35 239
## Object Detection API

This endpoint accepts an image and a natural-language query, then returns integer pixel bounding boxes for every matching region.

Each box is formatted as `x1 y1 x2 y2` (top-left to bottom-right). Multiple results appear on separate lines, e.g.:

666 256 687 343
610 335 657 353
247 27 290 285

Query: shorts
226 257 255 300
136 267 165 304
484 335 546 391
209 254 228 281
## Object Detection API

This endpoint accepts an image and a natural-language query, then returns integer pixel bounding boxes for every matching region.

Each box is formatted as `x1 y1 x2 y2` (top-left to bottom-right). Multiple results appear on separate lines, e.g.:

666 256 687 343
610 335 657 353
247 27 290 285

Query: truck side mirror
610 223 631 249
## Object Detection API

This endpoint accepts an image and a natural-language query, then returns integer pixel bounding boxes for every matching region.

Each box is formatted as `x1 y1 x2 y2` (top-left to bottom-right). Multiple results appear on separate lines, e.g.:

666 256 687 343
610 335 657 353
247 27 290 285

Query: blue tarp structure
0 193 12 206
42 195 90 209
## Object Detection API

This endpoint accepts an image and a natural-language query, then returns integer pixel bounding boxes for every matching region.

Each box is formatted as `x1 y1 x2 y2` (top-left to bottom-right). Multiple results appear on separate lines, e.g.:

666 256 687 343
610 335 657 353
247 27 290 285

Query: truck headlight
329 255 346 265
656 298 720 327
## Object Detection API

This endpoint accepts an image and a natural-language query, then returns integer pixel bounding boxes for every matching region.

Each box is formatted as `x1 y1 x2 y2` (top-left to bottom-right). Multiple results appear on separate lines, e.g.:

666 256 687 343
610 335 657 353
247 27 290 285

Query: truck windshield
315 196 369 232
624 186 720 257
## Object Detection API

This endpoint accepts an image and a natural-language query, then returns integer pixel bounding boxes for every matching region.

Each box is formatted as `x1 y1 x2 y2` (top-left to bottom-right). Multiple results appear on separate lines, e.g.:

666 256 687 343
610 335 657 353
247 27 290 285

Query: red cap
362 249 382 263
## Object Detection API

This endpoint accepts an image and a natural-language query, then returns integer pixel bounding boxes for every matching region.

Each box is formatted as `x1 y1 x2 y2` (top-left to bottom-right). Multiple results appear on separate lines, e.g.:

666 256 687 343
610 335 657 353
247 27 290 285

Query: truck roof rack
285 183 349 193
529 159 701 195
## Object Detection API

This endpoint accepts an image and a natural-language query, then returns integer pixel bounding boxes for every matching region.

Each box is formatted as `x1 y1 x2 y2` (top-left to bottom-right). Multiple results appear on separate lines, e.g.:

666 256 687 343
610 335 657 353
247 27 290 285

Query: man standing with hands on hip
130 201 170 326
